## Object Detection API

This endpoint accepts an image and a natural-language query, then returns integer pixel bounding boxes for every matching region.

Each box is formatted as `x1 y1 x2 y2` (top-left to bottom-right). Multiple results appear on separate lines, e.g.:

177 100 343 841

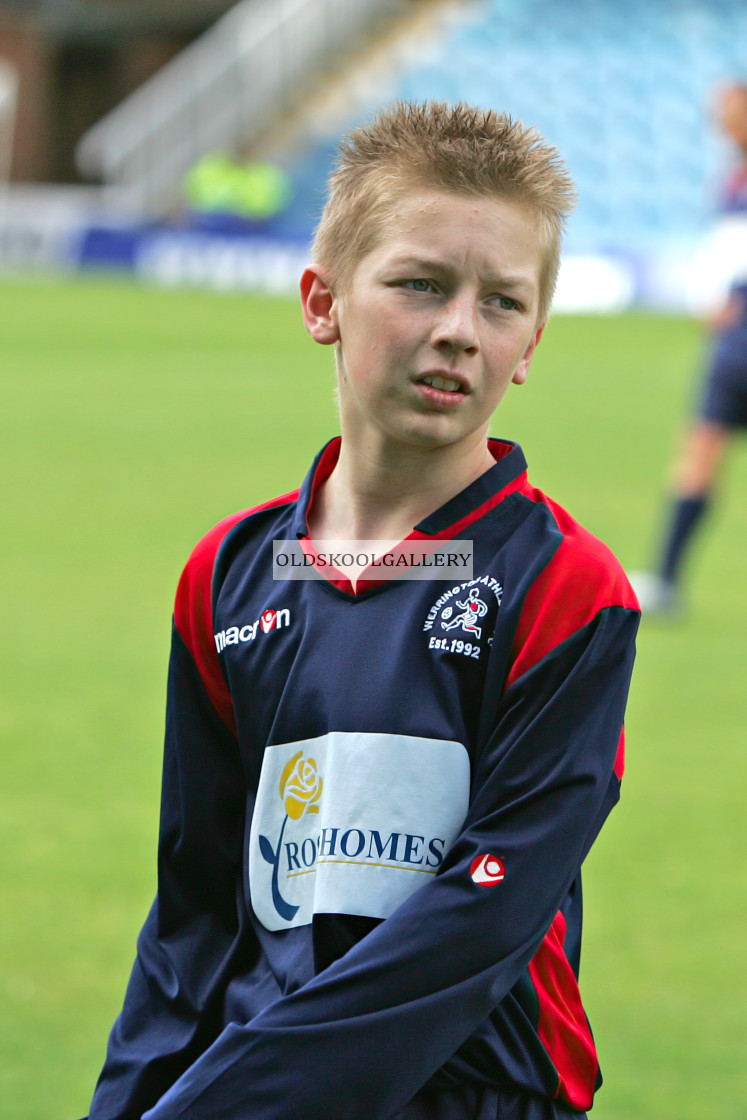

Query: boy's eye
493 295 519 311
403 278 434 292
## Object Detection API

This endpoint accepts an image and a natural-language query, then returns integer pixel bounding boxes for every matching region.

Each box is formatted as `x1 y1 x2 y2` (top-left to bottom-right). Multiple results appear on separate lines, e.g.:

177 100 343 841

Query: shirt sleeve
135 595 639 1120
88 594 251 1119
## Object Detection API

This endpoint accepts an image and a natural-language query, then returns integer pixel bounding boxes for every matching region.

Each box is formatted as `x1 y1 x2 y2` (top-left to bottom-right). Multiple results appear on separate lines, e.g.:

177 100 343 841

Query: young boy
84 102 639 1120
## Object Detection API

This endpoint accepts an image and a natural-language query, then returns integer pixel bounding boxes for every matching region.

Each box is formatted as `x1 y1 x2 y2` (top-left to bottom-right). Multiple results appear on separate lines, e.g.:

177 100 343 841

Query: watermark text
273 539 474 582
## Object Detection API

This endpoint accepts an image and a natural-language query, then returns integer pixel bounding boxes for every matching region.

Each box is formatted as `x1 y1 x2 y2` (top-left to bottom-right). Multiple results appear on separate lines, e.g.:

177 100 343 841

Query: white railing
0 58 19 185
76 0 411 214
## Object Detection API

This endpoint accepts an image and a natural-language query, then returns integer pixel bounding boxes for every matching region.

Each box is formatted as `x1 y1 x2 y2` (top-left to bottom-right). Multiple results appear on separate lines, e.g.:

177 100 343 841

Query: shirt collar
292 436 528 540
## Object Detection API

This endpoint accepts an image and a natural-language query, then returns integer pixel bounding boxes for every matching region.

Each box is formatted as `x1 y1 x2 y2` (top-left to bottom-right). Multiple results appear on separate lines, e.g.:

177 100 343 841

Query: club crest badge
422 576 502 658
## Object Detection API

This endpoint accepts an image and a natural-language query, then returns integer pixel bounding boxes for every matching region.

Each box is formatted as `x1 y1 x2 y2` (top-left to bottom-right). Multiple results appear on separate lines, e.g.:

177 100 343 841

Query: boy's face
302 189 545 460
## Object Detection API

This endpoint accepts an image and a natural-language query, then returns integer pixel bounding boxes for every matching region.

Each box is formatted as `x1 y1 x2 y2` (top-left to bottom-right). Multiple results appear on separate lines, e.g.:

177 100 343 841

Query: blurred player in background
632 82 747 614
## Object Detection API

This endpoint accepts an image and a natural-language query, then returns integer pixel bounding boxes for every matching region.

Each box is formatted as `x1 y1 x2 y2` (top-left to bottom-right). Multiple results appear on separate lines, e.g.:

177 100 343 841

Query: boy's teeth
422 375 461 392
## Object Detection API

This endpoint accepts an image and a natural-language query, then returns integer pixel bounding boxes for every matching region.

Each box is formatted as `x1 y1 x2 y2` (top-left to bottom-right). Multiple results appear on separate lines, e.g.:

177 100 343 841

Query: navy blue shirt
87 438 639 1120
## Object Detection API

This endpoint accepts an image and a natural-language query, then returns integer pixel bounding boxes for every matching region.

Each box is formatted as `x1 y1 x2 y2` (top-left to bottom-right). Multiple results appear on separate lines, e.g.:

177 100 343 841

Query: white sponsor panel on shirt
248 731 470 932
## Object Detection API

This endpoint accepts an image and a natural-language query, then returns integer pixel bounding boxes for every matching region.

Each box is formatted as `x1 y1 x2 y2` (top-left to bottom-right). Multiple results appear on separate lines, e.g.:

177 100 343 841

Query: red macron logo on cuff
470 853 505 886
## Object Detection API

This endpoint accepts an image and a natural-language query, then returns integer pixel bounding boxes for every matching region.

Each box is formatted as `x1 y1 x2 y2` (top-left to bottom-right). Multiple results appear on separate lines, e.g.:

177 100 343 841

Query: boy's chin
380 418 489 455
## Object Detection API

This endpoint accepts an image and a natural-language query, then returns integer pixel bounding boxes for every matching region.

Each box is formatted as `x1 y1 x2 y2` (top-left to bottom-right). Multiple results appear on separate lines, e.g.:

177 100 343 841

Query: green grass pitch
1 276 745 1120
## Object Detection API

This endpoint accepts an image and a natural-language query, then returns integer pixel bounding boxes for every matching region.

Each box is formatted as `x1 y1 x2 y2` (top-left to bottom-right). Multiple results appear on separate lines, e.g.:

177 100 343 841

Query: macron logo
214 607 290 653
470 853 505 887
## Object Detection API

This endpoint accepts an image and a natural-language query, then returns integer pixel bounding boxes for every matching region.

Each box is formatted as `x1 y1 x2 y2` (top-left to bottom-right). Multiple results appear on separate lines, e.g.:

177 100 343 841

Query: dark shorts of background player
698 323 747 429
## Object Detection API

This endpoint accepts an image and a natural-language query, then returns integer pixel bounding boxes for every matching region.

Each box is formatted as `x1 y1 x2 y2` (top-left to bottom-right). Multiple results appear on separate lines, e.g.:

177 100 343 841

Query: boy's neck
307 435 497 543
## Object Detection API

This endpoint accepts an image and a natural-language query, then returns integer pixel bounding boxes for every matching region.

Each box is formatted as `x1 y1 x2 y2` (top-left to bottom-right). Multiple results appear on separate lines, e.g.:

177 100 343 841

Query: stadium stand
274 0 747 266
75 0 422 213
5 0 747 306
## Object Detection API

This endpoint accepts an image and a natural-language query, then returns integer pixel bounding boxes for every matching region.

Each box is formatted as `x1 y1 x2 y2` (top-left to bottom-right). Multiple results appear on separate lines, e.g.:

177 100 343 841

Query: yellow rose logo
280 751 323 820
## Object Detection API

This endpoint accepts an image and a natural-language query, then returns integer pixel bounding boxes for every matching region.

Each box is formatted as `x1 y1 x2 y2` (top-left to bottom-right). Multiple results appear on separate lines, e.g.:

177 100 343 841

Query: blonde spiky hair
312 101 577 323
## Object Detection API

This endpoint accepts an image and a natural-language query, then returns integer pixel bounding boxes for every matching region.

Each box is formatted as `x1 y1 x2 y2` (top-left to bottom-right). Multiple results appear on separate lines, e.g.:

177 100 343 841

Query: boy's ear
300 265 340 345
511 323 545 385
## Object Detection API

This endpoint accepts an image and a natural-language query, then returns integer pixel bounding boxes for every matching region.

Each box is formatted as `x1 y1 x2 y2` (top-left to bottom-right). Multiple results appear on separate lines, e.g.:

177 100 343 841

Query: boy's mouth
417 373 468 394
414 372 470 410
420 374 462 393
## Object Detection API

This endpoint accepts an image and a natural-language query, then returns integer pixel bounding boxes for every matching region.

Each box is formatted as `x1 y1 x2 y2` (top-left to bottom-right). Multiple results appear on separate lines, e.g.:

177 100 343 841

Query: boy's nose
431 294 479 353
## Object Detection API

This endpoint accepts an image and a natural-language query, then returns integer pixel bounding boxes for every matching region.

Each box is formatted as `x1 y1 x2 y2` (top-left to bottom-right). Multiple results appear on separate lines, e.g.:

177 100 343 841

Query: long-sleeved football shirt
86 437 640 1120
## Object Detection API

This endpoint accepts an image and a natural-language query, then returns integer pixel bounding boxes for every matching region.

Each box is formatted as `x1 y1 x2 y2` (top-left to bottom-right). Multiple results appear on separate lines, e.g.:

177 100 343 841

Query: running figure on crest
441 587 489 637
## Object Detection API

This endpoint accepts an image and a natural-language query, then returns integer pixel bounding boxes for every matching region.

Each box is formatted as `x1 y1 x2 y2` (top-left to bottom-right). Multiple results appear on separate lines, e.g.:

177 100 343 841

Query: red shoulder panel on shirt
173 490 299 733
506 484 640 691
